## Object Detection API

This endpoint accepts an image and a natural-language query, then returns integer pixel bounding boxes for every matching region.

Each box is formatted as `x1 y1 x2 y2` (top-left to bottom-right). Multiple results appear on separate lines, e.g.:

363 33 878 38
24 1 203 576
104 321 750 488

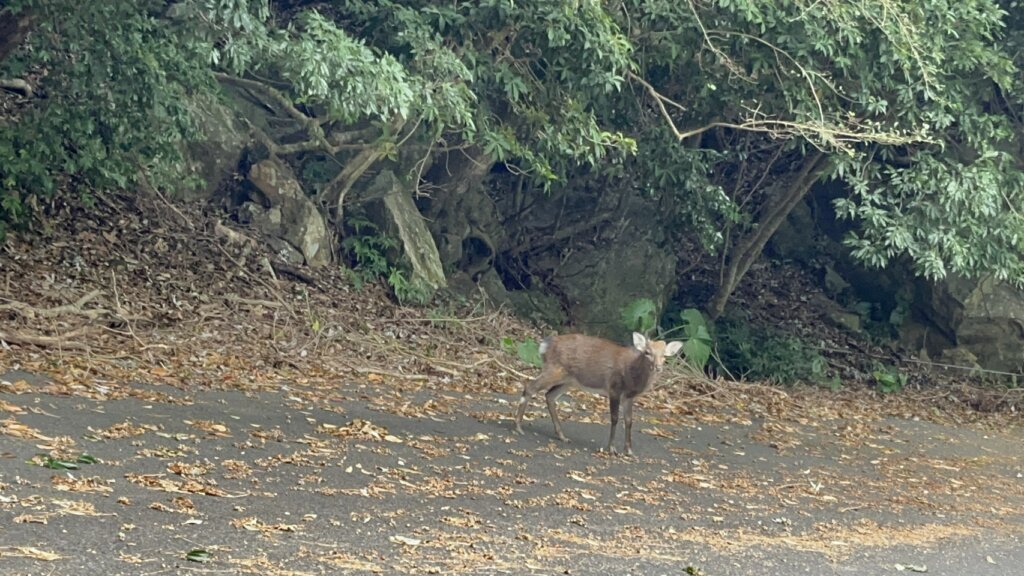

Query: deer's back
543 334 641 391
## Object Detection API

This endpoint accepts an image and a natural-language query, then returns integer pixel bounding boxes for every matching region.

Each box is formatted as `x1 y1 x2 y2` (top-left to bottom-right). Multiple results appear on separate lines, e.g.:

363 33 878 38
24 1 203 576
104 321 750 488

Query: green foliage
834 151 1024 284
620 298 658 334
1 0 211 231
387 267 433 306
342 215 397 288
179 0 639 186
341 214 431 305
714 313 835 386
604 0 1024 280
185 549 212 563
501 337 543 368
32 453 97 470
2 0 1022 301
872 364 907 394
332 0 637 187
675 308 714 373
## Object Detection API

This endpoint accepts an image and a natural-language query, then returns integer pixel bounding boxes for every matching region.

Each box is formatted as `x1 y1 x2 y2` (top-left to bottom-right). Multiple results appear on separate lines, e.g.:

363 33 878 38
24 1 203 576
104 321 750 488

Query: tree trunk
707 151 827 320
321 115 406 231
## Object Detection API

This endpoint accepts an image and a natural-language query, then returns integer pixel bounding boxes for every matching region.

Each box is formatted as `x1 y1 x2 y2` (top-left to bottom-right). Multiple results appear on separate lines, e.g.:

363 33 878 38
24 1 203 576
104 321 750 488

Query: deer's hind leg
544 382 575 442
514 366 570 438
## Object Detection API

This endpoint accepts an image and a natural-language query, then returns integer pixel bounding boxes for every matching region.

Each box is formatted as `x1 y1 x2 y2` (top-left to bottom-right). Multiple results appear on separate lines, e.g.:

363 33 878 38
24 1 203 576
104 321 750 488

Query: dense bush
714 313 833 386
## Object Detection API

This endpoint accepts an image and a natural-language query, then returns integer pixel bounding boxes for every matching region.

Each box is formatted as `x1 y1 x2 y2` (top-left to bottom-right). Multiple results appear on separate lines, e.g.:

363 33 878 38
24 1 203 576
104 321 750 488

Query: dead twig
223 295 283 308
211 234 293 316
489 357 533 381
349 365 430 381
0 289 107 320
0 326 94 349
137 166 194 230
110 271 147 349
213 220 258 249
389 312 502 324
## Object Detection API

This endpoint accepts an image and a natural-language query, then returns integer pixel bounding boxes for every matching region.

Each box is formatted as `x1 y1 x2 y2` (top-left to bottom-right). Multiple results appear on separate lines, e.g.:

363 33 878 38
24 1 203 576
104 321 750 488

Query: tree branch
213 72 377 156
628 70 931 150
319 115 407 226
708 151 828 318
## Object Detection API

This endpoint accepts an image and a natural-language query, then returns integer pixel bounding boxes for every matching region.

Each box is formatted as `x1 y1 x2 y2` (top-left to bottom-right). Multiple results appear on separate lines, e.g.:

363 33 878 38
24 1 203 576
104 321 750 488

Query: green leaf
516 339 543 367
621 298 658 333
681 338 711 371
186 549 212 563
37 456 80 470
679 308 711 341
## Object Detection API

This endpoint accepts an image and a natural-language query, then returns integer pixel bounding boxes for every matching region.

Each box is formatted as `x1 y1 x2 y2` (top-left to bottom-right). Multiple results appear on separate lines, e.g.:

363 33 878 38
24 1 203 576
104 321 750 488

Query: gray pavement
2 370 1023 575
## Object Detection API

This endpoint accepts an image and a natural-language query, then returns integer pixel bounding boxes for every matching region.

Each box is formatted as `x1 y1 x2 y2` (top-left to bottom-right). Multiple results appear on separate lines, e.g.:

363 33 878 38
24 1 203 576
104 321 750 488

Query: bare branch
628 70 932 150
320 115 407 222
213 73 377 156
628 1 936 151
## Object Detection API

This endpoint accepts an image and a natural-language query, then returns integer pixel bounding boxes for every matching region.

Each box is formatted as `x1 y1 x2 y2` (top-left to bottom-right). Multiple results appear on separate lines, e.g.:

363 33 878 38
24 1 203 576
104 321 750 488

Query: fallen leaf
0 400 25 414
13 514 48 524
0 546 62 561
390 535 422 546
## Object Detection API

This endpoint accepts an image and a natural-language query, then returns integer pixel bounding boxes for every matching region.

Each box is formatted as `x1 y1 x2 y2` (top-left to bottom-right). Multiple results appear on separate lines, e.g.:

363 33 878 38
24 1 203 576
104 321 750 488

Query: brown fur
512 333 681 455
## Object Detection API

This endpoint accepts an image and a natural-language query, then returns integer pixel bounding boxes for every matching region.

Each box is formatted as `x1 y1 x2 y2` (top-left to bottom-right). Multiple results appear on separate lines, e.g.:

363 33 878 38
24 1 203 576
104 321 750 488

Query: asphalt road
2 369 1023 575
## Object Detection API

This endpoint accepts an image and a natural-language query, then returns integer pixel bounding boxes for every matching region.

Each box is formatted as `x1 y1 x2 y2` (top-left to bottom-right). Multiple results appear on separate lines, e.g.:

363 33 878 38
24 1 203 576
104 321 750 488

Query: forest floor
1 191 1024 575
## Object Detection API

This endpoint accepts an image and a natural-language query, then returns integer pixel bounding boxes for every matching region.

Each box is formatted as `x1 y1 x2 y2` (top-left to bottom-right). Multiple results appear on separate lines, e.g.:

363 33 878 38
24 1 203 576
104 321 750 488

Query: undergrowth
714 311 837 387
342 213 432 305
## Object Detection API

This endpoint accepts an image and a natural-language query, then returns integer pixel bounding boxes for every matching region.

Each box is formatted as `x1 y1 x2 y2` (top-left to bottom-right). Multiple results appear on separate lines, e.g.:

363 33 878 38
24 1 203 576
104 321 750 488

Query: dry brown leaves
231 516 302 534
2 187 1019 442
124 472 240 497
0 398 25 413
51 475 114 494
1 177 1024 575
1 417 50 441
91 421 154 439
320 418 402 443
186 419 232 438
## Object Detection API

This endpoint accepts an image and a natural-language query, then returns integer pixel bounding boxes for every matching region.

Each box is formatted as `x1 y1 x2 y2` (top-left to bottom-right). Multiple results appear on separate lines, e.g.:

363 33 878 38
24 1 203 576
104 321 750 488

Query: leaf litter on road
1 192 1023 574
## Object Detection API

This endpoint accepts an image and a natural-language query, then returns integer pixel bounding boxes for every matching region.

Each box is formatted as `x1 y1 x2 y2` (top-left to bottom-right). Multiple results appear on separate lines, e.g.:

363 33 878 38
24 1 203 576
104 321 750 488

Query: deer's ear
664 341 683 357
632 332 647 350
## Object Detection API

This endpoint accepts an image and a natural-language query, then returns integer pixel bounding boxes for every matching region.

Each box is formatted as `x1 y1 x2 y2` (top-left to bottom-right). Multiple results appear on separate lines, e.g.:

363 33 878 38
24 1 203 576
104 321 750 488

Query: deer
513 332 682 455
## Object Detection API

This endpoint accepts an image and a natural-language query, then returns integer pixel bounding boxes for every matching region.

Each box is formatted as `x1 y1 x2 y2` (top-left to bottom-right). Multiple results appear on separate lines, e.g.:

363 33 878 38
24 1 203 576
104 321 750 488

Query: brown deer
513 332 682 455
